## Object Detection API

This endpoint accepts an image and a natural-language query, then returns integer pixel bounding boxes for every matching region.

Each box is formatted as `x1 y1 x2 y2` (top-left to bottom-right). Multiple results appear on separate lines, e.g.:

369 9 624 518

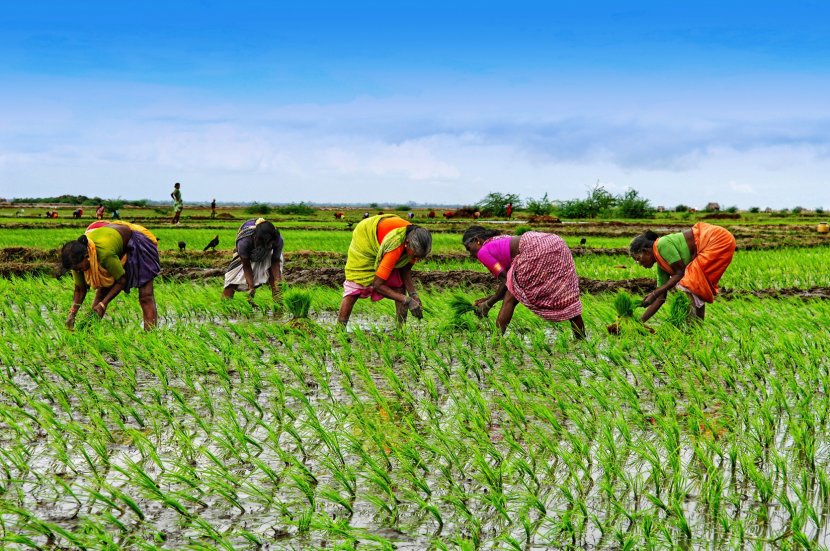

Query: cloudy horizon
1 1 829 209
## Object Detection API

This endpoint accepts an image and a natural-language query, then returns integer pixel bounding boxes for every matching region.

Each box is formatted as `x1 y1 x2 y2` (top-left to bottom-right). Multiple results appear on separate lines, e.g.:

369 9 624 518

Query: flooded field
1 213 830 548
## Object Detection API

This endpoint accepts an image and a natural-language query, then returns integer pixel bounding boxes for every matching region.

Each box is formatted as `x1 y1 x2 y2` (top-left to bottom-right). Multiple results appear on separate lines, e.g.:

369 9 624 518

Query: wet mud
3 246 829 300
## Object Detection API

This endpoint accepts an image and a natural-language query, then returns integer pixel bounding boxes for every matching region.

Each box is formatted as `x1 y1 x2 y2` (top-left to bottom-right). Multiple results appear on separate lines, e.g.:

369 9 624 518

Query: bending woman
463 226 585 337
60 221 160 330
338 214 432 326
223 218 284 303
630 222 736 322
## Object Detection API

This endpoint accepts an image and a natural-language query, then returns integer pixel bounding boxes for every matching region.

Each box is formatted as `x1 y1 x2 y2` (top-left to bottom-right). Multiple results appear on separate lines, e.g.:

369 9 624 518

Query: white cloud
728 181 754 194
323 141 460 181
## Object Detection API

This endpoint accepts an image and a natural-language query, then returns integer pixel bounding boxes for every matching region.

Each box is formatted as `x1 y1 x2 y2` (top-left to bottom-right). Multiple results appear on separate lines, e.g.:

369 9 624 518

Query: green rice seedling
283 288 312 318
448 293 476 316
283 288 321 332
667 292 693 328
607 290 653 335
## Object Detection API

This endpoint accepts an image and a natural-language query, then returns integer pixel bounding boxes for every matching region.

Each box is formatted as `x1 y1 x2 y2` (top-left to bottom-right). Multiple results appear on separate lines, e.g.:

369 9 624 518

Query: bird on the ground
579 237 587 246
203 235 219 251
178 241 186 252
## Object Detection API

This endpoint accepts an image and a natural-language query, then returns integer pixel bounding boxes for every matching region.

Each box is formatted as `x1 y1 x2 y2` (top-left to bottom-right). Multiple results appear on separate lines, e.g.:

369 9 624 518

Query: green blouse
73 227 126 286
655 232 691 286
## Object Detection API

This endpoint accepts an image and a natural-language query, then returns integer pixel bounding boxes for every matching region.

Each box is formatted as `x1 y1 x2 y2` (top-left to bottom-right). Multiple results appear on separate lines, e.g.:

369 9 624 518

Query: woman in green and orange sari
60 220 161 330
629 222 736 322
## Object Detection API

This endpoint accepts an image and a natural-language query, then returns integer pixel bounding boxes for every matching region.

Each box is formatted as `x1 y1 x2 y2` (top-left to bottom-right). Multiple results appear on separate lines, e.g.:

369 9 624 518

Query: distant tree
369 202 379 209
274 202 314 215
816 207 825 215
792 206 804 214
525 193 554 215
245 203 273 215
724 205 739 214
748 206 760 213
674 204 690 213
616 189 655 219
556 184 617 219
103 199 125 212
476 193 521 216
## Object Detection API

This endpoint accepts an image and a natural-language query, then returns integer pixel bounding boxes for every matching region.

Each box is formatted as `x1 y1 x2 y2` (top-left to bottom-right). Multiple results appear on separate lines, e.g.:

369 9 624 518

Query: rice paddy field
1 205 830 549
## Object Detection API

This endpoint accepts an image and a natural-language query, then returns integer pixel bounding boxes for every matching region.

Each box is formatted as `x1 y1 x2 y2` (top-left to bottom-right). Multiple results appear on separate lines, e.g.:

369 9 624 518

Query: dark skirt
124 231 161 292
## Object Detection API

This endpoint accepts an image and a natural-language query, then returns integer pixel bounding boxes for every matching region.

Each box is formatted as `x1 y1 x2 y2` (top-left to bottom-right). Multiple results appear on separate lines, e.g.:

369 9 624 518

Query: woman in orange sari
630 222 736 322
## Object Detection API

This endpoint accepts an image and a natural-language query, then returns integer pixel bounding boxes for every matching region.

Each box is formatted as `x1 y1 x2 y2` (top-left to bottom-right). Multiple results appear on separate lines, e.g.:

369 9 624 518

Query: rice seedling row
1 276 829 548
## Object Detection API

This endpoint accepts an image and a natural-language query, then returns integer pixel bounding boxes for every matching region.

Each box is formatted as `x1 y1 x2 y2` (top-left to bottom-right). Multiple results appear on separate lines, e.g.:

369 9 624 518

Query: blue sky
1 1 829 208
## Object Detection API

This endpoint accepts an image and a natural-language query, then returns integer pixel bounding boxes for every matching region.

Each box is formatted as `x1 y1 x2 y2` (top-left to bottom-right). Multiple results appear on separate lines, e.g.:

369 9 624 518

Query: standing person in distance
210 198 217 219
338 214 432 326
171 182 183 225
462 226 585 338
223 218 284 304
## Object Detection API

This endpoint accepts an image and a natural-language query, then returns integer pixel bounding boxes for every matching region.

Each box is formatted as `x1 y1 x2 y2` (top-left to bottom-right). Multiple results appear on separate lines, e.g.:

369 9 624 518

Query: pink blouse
477 235 513 278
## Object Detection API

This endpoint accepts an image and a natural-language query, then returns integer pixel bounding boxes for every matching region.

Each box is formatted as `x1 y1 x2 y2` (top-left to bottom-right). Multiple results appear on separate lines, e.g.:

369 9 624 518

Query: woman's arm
476 273 508 315
371 267 411 304
640 293 666 323
94 275 126 317
67 282 89 328
642 259 686 307
496 289 519 333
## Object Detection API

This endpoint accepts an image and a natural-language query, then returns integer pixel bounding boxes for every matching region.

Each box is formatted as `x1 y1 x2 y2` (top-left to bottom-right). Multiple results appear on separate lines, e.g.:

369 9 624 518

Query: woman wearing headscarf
463 226 585 337
338 214 432 326
60 220 160 330
629 222 736 322
223 218 284 303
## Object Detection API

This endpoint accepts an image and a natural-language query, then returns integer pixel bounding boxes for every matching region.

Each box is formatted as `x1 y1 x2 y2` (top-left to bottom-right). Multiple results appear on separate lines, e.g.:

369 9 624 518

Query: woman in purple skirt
59 221 161 330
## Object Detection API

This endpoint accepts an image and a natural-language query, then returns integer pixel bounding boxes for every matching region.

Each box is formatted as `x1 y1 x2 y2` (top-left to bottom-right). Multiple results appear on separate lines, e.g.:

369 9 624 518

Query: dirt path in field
3 245 829 299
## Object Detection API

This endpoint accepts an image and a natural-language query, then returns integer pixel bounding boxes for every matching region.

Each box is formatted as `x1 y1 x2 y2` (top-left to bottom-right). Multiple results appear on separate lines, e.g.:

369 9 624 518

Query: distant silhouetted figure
72 208 83 219
178 241 186 252
363 212 370 219
111 209 121 220
203 235 219 251
346 221 354 230
506 203 513 219
95 205 105 220
171 182 183 224
407 212 414 219
210 198 217 220
334 211 345 219
428 210 436 219
579 237 587 246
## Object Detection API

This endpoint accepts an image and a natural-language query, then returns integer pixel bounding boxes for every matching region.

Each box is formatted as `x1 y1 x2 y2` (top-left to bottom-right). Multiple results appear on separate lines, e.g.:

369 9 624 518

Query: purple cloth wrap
124 231 160 292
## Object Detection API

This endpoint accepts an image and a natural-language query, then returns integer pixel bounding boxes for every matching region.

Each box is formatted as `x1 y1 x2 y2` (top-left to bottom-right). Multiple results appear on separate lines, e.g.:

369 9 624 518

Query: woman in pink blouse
463 226 585 337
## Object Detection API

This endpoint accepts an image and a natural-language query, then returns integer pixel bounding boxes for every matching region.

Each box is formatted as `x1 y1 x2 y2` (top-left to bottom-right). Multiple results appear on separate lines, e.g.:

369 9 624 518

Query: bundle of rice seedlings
284 289 312 319
613 290 635 318
73 310 100 331
283 289 316 331
443 293 480 332
607 290 653 335
668 292 692 328
448 293 476 317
